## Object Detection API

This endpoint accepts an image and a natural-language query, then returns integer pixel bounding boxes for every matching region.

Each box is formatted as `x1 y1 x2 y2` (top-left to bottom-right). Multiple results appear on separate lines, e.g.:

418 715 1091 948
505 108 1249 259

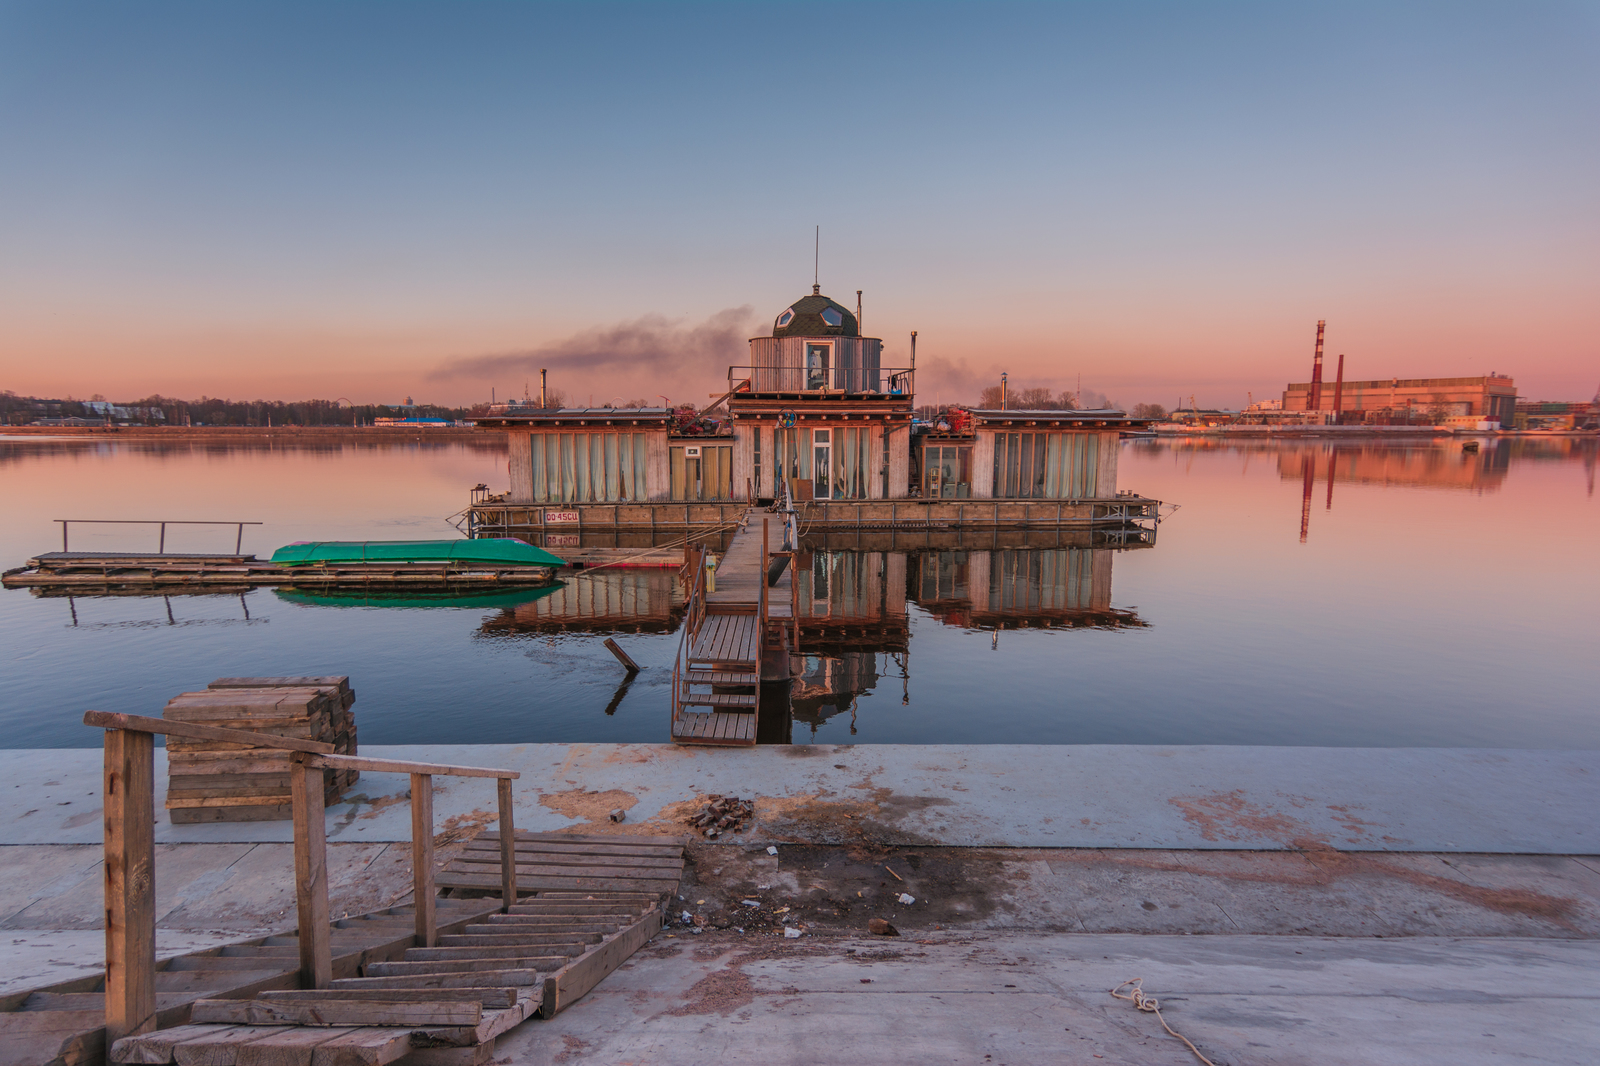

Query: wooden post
497 777 517 912
104 727 156 1046
289 753 331 989
411 773 436 947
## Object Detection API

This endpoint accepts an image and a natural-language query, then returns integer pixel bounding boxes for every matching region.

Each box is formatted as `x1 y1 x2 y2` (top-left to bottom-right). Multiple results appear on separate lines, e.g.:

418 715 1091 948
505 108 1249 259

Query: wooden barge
2 551 561 591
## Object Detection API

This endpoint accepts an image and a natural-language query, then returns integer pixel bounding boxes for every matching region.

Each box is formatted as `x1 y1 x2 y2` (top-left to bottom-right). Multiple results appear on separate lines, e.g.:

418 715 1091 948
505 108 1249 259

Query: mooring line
1110 978 1218 1066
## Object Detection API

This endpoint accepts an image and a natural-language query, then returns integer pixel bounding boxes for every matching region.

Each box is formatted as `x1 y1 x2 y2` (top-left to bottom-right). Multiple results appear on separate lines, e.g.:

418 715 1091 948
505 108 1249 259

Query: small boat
270 538 566 568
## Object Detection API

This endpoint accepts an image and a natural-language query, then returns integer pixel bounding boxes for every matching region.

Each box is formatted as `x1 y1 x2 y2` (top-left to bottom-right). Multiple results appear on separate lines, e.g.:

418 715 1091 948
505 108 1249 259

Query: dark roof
967 408 1134 422
772 289 860 338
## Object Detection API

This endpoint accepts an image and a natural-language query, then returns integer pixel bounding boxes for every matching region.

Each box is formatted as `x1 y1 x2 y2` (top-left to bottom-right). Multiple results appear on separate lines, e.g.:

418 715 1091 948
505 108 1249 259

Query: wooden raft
109 893 664 1062
164 677 357 824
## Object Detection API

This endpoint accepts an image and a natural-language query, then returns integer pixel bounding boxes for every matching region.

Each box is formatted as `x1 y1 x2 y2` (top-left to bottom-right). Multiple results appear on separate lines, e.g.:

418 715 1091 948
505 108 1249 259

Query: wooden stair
674 611 760 745
107 889 669 1063
3 899 497 1066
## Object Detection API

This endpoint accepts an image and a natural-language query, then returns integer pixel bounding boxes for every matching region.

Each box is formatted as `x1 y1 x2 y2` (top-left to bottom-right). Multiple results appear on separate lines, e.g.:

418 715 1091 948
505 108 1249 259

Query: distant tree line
911 383 1169 421
1 390 483 427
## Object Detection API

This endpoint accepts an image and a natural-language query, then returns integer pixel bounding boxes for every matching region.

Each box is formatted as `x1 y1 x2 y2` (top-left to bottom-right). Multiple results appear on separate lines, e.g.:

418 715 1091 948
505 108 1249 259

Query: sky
1 1 1596 409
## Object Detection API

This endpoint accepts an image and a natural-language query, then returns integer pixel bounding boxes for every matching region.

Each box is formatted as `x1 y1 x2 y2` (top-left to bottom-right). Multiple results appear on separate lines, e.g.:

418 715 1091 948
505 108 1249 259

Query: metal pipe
1001 372 1008 412
540 369 548 408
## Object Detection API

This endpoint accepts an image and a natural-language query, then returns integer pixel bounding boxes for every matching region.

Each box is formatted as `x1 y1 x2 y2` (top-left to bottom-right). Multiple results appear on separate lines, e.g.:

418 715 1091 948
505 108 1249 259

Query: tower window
776 309 796 327
820 307 843 327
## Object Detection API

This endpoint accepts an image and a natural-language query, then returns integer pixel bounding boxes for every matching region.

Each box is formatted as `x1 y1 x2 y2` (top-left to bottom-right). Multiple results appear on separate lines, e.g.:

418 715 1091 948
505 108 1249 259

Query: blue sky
2 1 1596 406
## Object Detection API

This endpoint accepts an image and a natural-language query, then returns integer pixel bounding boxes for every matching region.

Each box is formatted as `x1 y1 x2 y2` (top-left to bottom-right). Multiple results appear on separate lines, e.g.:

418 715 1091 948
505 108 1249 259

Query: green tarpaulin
270 539 566 567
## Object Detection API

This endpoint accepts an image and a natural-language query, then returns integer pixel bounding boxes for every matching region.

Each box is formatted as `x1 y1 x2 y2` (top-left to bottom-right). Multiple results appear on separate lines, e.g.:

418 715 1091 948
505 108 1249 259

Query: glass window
820 307 842 327
806 344 830 389
776 308 795 328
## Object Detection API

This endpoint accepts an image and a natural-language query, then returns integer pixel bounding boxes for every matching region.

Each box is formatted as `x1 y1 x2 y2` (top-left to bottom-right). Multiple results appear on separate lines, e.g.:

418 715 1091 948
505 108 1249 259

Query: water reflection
468 543 1147 739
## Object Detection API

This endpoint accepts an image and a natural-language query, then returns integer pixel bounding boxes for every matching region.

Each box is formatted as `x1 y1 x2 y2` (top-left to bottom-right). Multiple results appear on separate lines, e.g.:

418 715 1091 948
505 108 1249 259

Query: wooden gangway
670 510 798 746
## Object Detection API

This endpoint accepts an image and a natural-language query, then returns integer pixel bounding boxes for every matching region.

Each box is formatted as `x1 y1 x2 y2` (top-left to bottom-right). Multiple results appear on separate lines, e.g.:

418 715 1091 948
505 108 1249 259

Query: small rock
868 918 899 936
766 845 778 855
783 927 802 938
608 808 626 823
897 893 916 905
741 899 761 907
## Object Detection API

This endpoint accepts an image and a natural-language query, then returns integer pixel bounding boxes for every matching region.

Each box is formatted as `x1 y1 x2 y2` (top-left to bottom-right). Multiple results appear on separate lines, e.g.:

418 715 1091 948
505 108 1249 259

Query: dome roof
772 287 859 338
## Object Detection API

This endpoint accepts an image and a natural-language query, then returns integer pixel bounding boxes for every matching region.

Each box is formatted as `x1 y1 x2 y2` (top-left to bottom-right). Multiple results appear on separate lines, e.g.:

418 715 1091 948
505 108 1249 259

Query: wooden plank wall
507 432 533 503
1096 430 1120 496
971 432 996 498
886 423 909 498
645 433 670 502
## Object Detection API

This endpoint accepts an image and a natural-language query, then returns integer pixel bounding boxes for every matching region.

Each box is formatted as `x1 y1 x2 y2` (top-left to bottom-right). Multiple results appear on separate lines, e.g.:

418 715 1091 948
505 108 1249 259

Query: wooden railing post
289 752 331 989
104 727 156 1046
497 777 517 912
411 773 436 946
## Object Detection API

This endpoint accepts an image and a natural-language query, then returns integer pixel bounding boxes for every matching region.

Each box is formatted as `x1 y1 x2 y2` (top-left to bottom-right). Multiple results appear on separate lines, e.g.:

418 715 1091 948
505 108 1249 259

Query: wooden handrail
83 710 335 754
90 704 523 1034
304 753 518 780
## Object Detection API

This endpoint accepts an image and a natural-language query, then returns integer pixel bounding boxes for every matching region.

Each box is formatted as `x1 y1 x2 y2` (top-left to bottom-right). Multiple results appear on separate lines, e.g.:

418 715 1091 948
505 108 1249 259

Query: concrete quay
2 742 1595 1063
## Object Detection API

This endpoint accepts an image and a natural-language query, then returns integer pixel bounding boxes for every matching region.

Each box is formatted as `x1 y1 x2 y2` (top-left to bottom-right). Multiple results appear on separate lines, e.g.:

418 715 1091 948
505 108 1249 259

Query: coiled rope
1109 979 1217 1066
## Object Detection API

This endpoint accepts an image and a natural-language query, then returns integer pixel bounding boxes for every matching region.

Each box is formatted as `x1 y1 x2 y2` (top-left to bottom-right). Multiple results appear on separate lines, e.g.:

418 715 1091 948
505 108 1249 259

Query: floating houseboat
467 286 1160 545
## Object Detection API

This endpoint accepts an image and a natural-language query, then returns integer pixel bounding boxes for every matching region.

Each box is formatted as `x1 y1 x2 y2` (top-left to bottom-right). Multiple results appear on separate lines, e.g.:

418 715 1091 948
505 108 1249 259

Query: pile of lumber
163 676 357 823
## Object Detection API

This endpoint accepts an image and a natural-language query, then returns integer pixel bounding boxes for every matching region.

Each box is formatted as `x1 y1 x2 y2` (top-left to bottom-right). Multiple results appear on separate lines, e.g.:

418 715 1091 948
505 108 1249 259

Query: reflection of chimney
1308 320 1325 412
1332 353 1345 422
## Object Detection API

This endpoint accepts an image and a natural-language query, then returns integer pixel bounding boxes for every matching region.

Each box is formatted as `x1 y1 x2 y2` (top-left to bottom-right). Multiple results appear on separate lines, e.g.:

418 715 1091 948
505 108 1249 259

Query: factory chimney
1308 321 1326 414
1332 353 1345 423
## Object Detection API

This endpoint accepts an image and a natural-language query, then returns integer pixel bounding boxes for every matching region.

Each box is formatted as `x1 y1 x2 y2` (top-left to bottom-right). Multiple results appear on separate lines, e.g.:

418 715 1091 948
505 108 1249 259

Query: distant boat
270 538 566 568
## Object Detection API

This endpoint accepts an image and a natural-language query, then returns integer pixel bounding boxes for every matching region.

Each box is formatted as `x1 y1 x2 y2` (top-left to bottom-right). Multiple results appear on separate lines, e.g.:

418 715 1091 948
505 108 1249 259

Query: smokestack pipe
1001 371 1008 411
540 368 548 408
1332 353 1345 424
1308 320 1325 414
856 290 863 334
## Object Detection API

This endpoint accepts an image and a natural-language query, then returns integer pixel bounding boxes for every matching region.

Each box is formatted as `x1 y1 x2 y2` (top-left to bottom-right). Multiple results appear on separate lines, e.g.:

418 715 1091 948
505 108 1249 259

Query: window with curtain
528 431 651 502
990 431 1099 498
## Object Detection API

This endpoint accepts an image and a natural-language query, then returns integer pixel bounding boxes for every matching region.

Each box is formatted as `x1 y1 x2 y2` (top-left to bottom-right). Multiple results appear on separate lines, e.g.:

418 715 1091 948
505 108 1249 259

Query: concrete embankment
4 743 1595 1064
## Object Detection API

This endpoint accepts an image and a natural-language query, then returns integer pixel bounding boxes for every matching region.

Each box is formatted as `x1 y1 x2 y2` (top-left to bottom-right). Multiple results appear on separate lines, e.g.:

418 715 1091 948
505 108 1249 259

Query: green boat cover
270 538 566 568
274 584 564 610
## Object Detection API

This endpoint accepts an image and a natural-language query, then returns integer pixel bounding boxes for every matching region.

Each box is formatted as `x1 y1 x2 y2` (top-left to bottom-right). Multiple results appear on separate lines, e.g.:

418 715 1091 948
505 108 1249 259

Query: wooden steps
109 893 665 1062
437 831 685 898
0 900 497 1066
672 710 757 743
686 612 760 667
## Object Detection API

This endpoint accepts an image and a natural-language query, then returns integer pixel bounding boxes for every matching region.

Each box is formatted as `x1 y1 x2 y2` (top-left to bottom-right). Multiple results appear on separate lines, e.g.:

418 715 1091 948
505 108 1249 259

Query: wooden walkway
672 513 795 747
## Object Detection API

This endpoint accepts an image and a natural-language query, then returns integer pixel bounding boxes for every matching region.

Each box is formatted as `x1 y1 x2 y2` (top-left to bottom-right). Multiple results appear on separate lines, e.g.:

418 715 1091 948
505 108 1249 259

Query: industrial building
1279 321 1518 426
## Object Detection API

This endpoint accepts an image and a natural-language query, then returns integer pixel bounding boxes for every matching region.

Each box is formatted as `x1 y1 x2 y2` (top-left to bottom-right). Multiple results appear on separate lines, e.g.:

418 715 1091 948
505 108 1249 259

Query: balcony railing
727 365 914 396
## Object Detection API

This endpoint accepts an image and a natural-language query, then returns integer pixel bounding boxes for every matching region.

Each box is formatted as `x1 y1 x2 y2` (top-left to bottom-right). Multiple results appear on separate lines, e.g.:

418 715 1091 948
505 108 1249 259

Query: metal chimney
1308 321 1325 414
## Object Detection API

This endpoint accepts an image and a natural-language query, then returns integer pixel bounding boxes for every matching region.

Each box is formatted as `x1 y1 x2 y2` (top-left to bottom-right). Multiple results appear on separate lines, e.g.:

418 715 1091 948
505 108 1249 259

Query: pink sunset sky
2 3 1596 409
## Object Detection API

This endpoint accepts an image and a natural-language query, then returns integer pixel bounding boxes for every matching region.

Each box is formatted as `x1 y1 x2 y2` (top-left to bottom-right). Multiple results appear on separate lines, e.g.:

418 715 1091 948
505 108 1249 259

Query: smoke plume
430 307 756 400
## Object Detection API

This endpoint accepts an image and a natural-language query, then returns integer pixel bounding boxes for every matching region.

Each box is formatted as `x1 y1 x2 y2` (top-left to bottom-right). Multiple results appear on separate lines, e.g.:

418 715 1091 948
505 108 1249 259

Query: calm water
2 435 1595 749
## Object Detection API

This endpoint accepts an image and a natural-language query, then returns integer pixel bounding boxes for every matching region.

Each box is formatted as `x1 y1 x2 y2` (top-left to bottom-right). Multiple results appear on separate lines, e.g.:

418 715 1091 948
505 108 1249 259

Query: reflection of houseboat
477 568 684 635
469 285 1159 541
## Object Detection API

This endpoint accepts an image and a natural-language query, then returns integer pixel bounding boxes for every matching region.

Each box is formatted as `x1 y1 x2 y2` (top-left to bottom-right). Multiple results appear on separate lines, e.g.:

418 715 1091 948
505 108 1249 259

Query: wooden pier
670 511 796 747
2 552 560 592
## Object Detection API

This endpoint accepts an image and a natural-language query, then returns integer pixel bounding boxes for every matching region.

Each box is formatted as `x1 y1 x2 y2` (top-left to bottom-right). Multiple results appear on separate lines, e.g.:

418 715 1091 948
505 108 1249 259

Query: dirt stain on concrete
1168 790 1326 845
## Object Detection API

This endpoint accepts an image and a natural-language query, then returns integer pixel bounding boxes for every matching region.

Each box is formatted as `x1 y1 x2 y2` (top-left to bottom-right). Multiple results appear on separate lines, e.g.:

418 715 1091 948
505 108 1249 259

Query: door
812 429 832 500
806 344 830 390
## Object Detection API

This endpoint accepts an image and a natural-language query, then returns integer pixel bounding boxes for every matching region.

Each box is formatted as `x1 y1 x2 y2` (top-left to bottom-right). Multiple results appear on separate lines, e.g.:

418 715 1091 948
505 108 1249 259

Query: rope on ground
1110 978 1217 1066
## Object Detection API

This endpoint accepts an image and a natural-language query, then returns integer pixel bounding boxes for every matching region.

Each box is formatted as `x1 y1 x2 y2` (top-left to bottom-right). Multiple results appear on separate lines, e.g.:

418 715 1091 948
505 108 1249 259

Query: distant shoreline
1 424 491 441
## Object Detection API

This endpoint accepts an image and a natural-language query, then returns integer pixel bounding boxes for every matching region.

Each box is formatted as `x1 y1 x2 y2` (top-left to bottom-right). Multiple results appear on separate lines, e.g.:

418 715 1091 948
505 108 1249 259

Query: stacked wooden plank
163 677 357 823
437 830 686 898
109 893 664 1062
